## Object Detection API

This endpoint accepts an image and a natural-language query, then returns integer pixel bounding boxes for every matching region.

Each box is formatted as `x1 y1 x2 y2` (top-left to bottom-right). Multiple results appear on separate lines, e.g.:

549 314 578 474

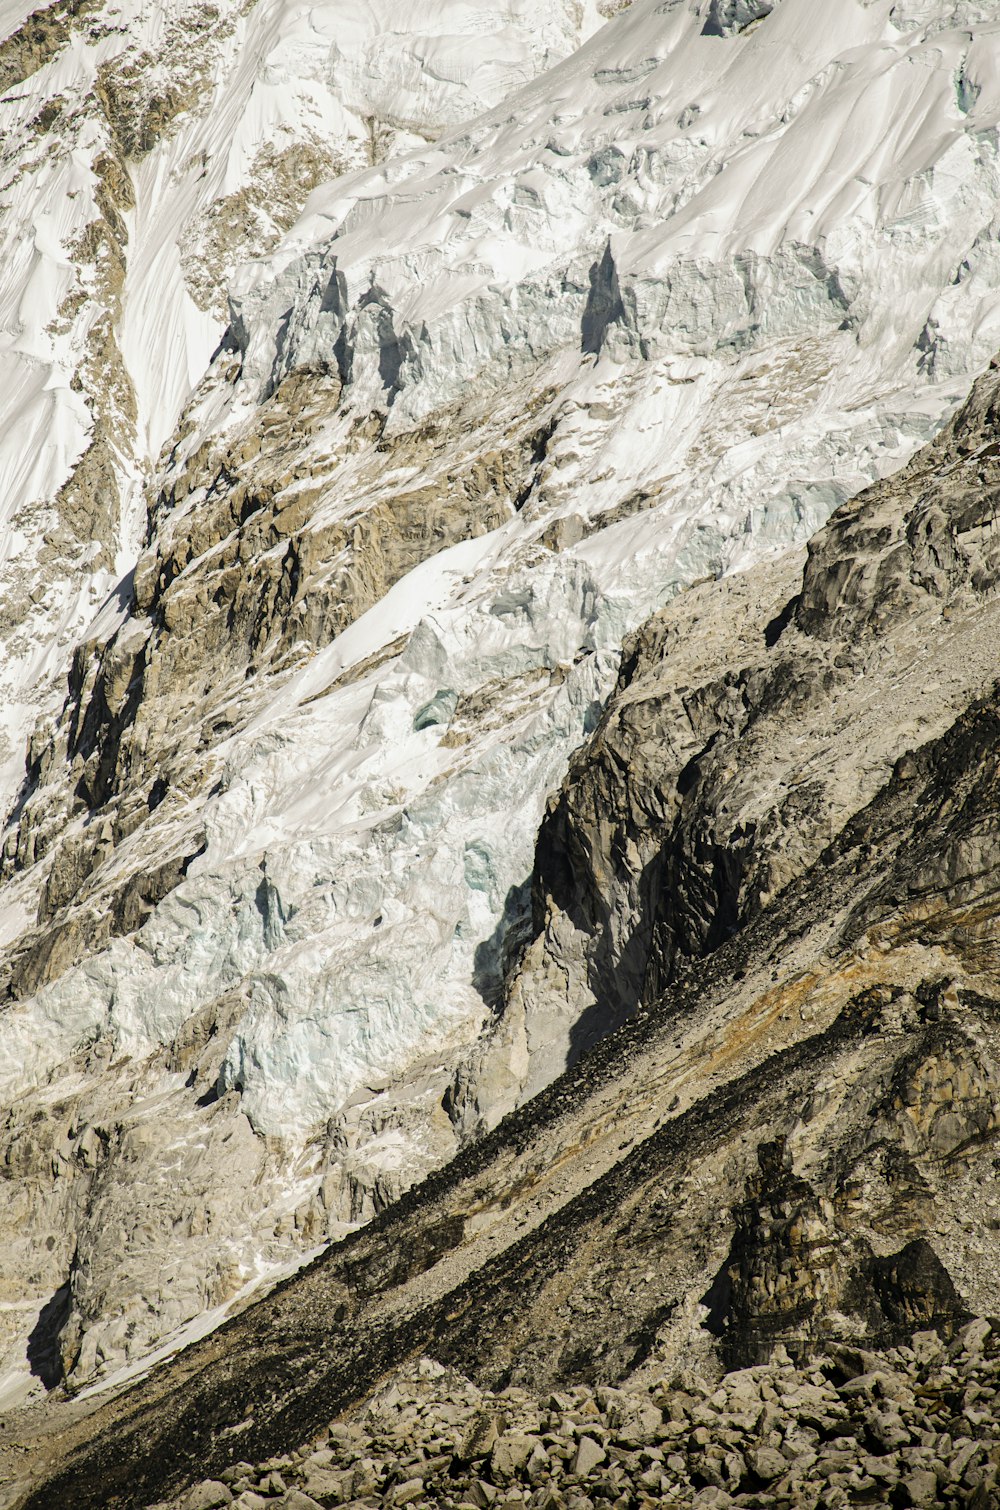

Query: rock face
4 0 1000 1448
456 354 1000 1128
9 350 1000 1509
0 0 612 1395
703 0 777 38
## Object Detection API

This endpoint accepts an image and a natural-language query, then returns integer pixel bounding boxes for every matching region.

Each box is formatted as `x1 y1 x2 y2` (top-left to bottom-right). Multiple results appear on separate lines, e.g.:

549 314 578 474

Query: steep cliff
0 0 608 808
0 0 612 1393
457 349 1000 1125
3 0 1000 1432
8 276 1000 1510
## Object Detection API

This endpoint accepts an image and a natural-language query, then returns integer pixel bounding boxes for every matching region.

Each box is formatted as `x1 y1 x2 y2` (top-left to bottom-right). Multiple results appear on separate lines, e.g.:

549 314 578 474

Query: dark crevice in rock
26 1283 71 1391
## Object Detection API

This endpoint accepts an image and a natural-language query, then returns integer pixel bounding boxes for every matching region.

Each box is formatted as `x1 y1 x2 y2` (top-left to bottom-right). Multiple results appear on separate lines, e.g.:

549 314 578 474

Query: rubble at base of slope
164 1321 1000 1510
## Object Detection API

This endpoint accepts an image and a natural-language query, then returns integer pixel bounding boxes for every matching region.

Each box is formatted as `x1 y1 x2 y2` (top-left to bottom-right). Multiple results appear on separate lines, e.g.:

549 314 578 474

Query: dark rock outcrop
488 359 1000 1093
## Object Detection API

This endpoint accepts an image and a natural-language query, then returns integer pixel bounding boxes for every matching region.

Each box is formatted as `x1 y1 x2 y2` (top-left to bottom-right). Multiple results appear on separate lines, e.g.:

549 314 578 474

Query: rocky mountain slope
4 0 1000 1483
7 292 1000 1510
0 0 611 1393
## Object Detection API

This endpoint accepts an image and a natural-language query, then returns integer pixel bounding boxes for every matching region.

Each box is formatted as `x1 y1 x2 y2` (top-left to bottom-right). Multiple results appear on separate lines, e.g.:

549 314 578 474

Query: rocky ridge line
5 0 1000 1421
13 673 1000 1505
455 349 1000 1131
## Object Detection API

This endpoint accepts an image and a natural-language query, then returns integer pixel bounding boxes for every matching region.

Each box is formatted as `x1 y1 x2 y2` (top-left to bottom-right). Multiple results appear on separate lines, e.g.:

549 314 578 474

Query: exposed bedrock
5 0 1000 1419
15 663 1000 1506
1 372 556 987
12 359 1000 1499
0 362 582 1393
451 358 1000 1131
4 346 999 1414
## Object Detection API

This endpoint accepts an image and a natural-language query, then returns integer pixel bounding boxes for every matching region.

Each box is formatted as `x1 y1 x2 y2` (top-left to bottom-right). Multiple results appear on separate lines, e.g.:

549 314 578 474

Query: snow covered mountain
2 0 1000 1406
0 0 609 804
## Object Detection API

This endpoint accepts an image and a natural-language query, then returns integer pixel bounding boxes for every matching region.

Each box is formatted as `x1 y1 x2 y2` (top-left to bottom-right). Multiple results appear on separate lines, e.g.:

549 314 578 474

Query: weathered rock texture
0 367 577 1395
5 0 1000 1401
6 355 1000 1509
0 0 609 816
454 354 1000 1129
147 1325 1000 1510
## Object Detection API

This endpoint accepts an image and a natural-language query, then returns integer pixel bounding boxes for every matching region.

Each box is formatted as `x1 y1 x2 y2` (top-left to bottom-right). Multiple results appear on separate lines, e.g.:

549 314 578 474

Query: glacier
2 0 1000 1393
0 0 608 812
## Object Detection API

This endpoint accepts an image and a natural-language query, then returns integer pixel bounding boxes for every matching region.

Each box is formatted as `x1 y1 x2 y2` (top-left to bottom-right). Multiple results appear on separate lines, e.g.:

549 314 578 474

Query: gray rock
901 1467 940 1506
746 1446 786 1482
299 1464 354 1501
274 1494 324 1510
491 1433 538 1482
180 1483 234 1510
525 1442 550 1483
690 1488 733 1508
911 1330 945 1364
952 1440 981 1478
529 1488 566 1510
569 1436 605 1478
866 1408 911 1451
350 1459 383 1497
959 1318 993 1356
459 1411 502 1462
385 1480 424 1507
220 1463 257 1486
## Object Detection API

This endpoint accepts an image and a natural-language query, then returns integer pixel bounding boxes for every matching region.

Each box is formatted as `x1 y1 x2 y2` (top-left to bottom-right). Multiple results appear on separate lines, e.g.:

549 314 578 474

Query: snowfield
0 0 608 810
